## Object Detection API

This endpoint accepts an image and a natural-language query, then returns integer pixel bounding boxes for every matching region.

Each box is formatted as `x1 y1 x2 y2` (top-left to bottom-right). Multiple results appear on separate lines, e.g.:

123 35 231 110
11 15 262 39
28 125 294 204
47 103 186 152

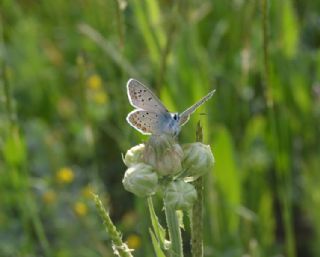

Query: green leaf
176 210 184 230
149 229 167 257
281 0 299 58
147 197 167 250
3 128 26 167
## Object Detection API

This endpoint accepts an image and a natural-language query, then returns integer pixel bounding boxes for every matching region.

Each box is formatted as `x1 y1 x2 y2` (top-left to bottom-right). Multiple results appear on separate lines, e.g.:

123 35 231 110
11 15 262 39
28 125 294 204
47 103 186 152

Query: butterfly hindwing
126 110 161 135
127 79 168 112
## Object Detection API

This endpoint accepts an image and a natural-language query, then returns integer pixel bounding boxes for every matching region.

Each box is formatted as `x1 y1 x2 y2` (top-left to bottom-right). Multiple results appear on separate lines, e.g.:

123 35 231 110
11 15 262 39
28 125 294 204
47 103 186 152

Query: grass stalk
78 23 139 78
156 4 177 93
2 64 14 127
261 0 272 108
190 122 204 257
93 194 134 257
114 0 125 48
26 192 51 256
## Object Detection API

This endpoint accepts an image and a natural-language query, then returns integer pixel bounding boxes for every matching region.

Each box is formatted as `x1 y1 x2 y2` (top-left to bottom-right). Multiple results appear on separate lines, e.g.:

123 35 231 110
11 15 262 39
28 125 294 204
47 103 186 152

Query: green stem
190 122 204 257
191 176 203 257
164 201 183 257
114 0 125 48
1 18 14 127
156 4 177 93
2 64 14 126
262 0 272 107
26 192 51 256
93 194 133 257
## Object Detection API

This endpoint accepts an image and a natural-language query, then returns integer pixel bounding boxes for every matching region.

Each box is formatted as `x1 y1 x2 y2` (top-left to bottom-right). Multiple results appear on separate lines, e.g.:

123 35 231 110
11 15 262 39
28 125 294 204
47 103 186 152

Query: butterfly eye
173 114 178 120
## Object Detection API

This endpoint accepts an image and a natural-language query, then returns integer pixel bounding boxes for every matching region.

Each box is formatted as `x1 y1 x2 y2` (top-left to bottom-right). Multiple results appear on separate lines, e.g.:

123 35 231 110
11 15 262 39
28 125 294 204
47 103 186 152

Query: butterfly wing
126 110 162 135
127 79 168 112
179 89 216 126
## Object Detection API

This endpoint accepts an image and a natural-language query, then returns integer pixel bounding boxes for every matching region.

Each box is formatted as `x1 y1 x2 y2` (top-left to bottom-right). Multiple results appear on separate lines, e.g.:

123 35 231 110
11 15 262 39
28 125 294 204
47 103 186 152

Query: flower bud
123 144 145 167
182 143 214 181
143 135 183 176
164 180 197 210
122 163 158 197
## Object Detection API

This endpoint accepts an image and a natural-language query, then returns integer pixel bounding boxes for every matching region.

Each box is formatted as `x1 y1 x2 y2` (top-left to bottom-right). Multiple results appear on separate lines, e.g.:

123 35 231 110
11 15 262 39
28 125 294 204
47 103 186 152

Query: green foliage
1 0 320 257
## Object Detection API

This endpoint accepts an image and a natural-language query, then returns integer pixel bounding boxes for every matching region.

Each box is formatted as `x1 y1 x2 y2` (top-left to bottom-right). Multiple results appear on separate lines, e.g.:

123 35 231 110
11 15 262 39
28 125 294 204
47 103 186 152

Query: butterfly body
161 112 180 136
126 79 215 136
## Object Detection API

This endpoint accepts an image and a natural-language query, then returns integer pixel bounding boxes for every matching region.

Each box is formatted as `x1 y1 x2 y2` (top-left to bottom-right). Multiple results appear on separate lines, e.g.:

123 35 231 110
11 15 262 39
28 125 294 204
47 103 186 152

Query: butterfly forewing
179 89 216 126
127 79 168 112
126 110 161 135
179 115 190 126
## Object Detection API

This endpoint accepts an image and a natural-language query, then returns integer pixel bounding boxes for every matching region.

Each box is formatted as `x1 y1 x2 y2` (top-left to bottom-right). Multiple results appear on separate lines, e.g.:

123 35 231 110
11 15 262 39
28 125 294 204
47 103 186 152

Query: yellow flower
126 234 141 250
87 74 102 90
42 190 56 204
93 91 108 104
56 167 74 184
74 201 88 217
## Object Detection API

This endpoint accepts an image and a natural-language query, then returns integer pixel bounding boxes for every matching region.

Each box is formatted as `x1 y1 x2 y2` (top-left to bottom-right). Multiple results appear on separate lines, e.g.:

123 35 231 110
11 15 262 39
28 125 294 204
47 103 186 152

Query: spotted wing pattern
127 79 168 112
126 110 161 135
179 89 216 126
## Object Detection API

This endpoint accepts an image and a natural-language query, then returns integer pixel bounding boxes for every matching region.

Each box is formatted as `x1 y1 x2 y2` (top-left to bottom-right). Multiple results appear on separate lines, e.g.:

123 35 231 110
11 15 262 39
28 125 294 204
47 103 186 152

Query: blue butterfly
126 79 215 136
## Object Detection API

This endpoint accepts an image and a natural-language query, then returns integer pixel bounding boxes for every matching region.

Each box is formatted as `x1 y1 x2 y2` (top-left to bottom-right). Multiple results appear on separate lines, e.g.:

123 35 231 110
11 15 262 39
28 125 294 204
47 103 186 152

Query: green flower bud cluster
122 135 214 209
164 180 197 210
182 143 215 181
122 163 158 197
123 144 145 167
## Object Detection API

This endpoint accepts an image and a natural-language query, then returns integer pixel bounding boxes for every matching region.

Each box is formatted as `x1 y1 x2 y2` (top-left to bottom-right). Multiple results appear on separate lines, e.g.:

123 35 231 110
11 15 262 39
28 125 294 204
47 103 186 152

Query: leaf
281 0 299 58
176 210 184 230
147 197 167 250
149 229 167 257
3 128 26 167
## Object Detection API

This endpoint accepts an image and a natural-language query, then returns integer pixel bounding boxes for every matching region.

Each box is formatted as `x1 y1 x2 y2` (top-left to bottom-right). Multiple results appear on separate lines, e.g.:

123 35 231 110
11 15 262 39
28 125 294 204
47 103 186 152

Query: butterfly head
170 113 181 137
172 113 179 122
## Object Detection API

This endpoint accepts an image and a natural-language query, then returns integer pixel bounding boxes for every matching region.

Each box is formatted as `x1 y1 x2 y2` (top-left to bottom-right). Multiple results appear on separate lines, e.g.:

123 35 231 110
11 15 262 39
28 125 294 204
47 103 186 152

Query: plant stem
190 122 204 257
78 23 139 78
156 3 177 93
93 194 134 257
26 192 51 256
114 0 125 48
164 201 183 257
2 64 14 126
261 0 272 108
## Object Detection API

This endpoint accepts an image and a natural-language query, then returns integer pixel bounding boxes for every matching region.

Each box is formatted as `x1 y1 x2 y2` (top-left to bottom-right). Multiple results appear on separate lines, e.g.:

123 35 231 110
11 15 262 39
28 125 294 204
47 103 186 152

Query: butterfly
126 79 215 136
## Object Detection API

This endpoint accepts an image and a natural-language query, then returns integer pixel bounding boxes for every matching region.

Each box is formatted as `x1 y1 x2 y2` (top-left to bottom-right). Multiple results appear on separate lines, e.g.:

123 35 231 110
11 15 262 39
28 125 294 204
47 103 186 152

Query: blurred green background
1 0 320 256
